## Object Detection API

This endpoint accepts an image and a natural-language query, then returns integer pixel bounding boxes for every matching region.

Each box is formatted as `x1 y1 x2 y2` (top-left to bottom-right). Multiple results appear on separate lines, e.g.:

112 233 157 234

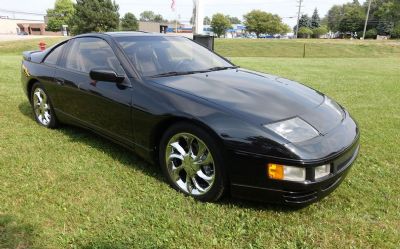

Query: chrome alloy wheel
165 133 216 196
33 88 51 126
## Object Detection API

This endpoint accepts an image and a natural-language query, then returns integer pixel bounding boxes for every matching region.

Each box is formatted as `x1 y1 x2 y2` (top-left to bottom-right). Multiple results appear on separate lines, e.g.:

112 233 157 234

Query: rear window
44 43 65 65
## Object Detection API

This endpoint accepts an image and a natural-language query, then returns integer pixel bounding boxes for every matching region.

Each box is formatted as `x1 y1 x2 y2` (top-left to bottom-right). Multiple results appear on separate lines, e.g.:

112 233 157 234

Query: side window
44 43 65 65
65 38 124 75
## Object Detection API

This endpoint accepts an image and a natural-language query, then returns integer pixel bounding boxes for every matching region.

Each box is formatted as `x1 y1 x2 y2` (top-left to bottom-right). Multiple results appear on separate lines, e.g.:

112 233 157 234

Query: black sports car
21 32 360 206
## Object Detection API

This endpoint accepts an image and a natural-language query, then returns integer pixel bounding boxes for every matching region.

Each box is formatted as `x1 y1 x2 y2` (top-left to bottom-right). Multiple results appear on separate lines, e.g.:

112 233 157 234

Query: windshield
115 36 234 77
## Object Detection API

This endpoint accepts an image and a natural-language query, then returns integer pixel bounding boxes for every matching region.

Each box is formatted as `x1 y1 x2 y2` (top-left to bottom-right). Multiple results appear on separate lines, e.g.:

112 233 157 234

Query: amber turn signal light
268 163 284 180
267 163 306 182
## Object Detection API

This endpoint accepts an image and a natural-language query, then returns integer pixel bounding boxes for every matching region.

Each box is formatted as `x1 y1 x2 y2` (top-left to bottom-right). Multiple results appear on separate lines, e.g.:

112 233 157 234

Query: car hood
150 69 343 134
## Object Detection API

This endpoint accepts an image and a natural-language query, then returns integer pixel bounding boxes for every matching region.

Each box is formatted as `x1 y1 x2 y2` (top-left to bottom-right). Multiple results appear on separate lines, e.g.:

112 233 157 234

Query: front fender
131 80 297 162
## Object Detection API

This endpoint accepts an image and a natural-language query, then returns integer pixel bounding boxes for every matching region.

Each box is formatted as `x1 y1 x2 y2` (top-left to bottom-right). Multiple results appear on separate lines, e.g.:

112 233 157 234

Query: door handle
55 78 65 85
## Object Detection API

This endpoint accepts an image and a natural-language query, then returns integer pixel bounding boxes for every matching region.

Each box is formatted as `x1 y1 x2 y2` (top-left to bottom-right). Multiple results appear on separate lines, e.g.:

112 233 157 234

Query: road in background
0 34 65 42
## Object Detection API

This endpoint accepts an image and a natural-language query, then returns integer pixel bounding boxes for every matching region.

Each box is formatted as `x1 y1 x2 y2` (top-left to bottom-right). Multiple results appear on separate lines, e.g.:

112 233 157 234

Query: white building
0 17 46 35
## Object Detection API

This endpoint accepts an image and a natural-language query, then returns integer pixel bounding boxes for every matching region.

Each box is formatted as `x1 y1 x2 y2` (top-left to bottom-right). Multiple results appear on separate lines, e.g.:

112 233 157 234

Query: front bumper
228 134 360 207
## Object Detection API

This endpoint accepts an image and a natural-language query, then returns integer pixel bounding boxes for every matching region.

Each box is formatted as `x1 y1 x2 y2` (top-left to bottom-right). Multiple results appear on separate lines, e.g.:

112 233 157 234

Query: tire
30 82 58 128
159 122 227 202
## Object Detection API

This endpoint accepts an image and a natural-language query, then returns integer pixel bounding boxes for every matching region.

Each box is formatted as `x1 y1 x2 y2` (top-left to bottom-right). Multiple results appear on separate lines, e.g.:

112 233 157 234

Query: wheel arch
27 78 39 103
151 116 226 162
152 116 231 198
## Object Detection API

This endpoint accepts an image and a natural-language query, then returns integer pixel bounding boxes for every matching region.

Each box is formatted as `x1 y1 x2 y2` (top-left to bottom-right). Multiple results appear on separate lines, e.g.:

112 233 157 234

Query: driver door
55 37 134 144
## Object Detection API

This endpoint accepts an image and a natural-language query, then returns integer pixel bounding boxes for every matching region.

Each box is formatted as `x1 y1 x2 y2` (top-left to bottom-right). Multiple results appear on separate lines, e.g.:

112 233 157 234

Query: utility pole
295 0 303 38
362 0 372 40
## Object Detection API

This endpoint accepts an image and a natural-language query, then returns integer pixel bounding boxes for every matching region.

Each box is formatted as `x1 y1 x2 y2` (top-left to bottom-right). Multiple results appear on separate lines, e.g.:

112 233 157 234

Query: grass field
215 38 400 58
0 38 399 249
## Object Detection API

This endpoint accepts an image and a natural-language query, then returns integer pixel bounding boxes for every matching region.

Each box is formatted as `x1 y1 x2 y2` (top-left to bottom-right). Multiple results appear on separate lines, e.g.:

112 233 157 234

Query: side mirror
89 68 125 84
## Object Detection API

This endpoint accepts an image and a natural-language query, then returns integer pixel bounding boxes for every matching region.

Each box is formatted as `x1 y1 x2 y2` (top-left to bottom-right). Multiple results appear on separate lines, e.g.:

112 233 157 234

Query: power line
0 8 45 16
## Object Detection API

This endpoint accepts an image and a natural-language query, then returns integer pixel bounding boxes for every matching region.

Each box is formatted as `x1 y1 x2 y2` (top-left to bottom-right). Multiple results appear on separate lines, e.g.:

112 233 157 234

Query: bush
298 27 313 38
312 26 328 38
365 28 377 39
391 25 400 39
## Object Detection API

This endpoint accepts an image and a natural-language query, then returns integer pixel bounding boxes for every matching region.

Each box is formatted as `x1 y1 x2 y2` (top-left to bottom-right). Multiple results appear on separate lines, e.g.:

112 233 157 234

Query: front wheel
30 83 58 128
159 123 227 202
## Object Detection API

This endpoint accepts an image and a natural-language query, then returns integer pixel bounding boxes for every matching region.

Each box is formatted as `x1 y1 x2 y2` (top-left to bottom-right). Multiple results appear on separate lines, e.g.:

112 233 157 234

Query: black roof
105 31 167 37
72 31 174 40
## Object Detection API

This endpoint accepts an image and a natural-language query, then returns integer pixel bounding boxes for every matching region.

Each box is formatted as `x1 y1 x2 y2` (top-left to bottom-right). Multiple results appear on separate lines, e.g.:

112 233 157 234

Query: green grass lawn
215 38 400 58
0 38 66 56
0 39 399 248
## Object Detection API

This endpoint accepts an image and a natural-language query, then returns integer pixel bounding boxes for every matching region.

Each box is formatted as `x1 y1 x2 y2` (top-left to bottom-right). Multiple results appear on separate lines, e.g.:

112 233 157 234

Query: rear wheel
30 83 58 128
159 123 227 202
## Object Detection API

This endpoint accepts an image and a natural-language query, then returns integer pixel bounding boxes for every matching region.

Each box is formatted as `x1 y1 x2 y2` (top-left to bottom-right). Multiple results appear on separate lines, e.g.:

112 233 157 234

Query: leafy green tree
324 0 364 34
154 14 165 23
244 10 288 38
325 0 400 37
203 16 211 25
121 12 138 31
211 13 231 38
139 11 166 22
311 8 321 28
293 15 311 34
140 11 155 21
312 25 328 38
373 1 399 35
326 5 343 32
338 7 364 33
46 0 75 32
227 16 241 24
298 27 313 38
375 1 400 37
365 28 378 39
294 14 311 33
377 21 394 35
320 16 329 27
280 23 291 35
391 24 400 38
299 14 312 29
71 0 120 34
364 0 390 29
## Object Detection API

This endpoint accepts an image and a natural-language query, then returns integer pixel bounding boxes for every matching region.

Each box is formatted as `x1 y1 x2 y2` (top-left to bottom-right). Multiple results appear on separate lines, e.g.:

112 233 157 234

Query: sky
0 0 366 27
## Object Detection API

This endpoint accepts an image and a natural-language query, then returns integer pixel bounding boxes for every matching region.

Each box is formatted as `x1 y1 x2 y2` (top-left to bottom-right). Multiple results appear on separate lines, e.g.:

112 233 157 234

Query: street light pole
362 0 372 40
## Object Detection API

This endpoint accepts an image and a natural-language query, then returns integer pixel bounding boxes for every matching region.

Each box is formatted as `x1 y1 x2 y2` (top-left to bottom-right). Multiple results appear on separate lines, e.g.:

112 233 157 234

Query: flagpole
171 0 177 33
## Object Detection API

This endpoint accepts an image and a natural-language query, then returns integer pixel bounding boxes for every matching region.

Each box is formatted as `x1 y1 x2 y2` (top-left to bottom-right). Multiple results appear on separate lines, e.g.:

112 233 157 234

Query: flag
171 0 176 11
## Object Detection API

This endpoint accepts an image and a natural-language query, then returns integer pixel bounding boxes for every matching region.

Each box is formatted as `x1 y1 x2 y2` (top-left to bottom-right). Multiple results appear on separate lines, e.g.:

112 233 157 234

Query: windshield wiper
150 70 211 78
207 66 239 71
150 67 238 78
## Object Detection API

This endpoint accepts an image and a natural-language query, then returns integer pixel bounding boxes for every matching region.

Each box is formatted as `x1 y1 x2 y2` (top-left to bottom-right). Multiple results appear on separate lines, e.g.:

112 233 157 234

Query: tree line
325 0 400 38
46 0 170 34
45 0 289 37
293 9 329 38
46 0 400 39
208 11 290 38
